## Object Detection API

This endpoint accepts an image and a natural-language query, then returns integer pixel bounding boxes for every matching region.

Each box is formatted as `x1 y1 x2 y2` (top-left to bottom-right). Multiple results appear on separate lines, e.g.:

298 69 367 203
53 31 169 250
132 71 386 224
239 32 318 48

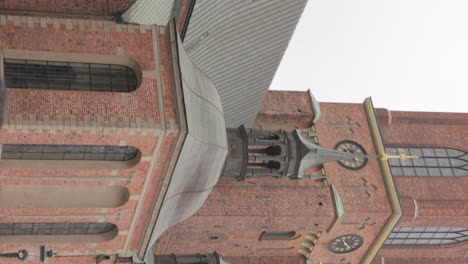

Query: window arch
385 226 468 246
385 146 468 176
2 49 142 92
0 222 115 236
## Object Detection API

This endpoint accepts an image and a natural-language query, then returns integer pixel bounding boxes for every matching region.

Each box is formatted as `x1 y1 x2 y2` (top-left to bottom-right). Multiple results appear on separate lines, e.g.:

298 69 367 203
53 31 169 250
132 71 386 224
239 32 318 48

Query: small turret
223 126 369 180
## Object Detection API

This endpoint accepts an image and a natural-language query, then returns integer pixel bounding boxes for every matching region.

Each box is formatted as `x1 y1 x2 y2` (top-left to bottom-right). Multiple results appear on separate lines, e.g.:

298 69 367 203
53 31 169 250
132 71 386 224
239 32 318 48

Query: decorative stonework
343 177 378 198
328 116 361 135
342 217 376 231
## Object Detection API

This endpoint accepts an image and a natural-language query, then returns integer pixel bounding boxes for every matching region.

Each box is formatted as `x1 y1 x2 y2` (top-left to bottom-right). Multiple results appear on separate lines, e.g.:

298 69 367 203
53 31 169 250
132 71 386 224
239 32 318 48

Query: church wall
0 12 185 261
0 0 135 18
375 109 468 263
376 109 468 225
253 90 314 130
152 177 336 257
154 91 396 264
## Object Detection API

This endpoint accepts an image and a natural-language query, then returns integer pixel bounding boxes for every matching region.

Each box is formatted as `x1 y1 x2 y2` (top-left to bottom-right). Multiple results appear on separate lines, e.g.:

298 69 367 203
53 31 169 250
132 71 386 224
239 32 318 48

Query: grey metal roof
147 27 228 257
184 0 308 127
122 1 308 127
122 0 175 25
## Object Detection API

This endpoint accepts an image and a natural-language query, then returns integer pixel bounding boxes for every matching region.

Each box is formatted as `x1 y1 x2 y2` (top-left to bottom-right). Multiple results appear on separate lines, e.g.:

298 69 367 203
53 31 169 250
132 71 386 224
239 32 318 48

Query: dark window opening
0 144 138 161
0 222 116 236
249 145 282 156
264 145 282 156
265 160 281 170
4 59 138 92
260 231 297 241
249 160 282 170
266 134 280 141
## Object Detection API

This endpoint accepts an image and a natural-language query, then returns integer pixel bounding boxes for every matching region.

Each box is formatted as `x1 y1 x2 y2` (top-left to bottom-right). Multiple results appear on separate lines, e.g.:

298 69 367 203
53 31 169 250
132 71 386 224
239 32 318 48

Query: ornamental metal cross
379 153 419 162
379 151 420 166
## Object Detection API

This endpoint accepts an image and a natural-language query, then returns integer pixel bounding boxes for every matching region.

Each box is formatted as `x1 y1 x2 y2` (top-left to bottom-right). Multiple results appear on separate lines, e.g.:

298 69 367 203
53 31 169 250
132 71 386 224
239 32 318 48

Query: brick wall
155 91 394 264
254 90 314 130
0 14 156 126
0 13 184 261
0 0 135 17
375 109 468 263
153 177 335 258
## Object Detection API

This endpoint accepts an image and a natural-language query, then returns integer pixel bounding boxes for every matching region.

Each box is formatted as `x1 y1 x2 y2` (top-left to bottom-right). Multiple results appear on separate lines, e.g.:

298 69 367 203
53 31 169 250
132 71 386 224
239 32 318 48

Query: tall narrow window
4 59 138 92
0 144 138 161
0 222 116 236
385 146 468 176
385 227 468 246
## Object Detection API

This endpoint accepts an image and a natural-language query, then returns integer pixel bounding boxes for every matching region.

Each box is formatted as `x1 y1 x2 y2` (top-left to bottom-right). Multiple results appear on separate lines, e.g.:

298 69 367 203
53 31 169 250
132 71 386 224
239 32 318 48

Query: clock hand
342 240 351 249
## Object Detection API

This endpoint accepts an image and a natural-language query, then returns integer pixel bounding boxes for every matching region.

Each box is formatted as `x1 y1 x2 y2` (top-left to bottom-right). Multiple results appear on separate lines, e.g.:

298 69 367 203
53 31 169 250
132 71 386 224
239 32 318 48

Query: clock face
334 140 368 170
328 234 364 254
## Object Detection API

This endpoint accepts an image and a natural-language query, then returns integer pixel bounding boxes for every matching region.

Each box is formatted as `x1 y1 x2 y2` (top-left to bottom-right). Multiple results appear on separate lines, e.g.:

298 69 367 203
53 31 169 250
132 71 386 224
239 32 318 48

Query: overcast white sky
270 0 468 113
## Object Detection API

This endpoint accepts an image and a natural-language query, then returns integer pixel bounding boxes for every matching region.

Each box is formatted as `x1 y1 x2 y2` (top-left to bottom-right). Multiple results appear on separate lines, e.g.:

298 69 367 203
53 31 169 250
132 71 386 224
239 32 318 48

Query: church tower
0 1 466 264
153 90 467 264
153 91 390 264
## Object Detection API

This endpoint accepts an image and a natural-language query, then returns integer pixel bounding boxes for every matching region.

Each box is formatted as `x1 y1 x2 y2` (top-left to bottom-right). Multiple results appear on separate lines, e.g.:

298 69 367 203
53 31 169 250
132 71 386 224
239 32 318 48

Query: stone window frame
385 226 468 246
1 49 142 92
385 146 468 177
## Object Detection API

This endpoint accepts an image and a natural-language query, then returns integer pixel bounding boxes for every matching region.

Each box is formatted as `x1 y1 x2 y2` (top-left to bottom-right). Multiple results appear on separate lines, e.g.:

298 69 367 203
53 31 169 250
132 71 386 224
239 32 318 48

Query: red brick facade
0 2 466 264
153 91 467 264
0 0 135 17
254 91 314 130
0 8 186 264
153 91 397 264
373 109 468 264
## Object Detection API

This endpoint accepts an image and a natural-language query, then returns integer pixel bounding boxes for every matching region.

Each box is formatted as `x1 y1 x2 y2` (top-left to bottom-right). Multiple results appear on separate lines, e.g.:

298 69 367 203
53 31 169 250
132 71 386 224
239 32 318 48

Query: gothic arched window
385 146 468 176
385 226 468 246
4 59 138 92
1 144 138 161
0 222 116 236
